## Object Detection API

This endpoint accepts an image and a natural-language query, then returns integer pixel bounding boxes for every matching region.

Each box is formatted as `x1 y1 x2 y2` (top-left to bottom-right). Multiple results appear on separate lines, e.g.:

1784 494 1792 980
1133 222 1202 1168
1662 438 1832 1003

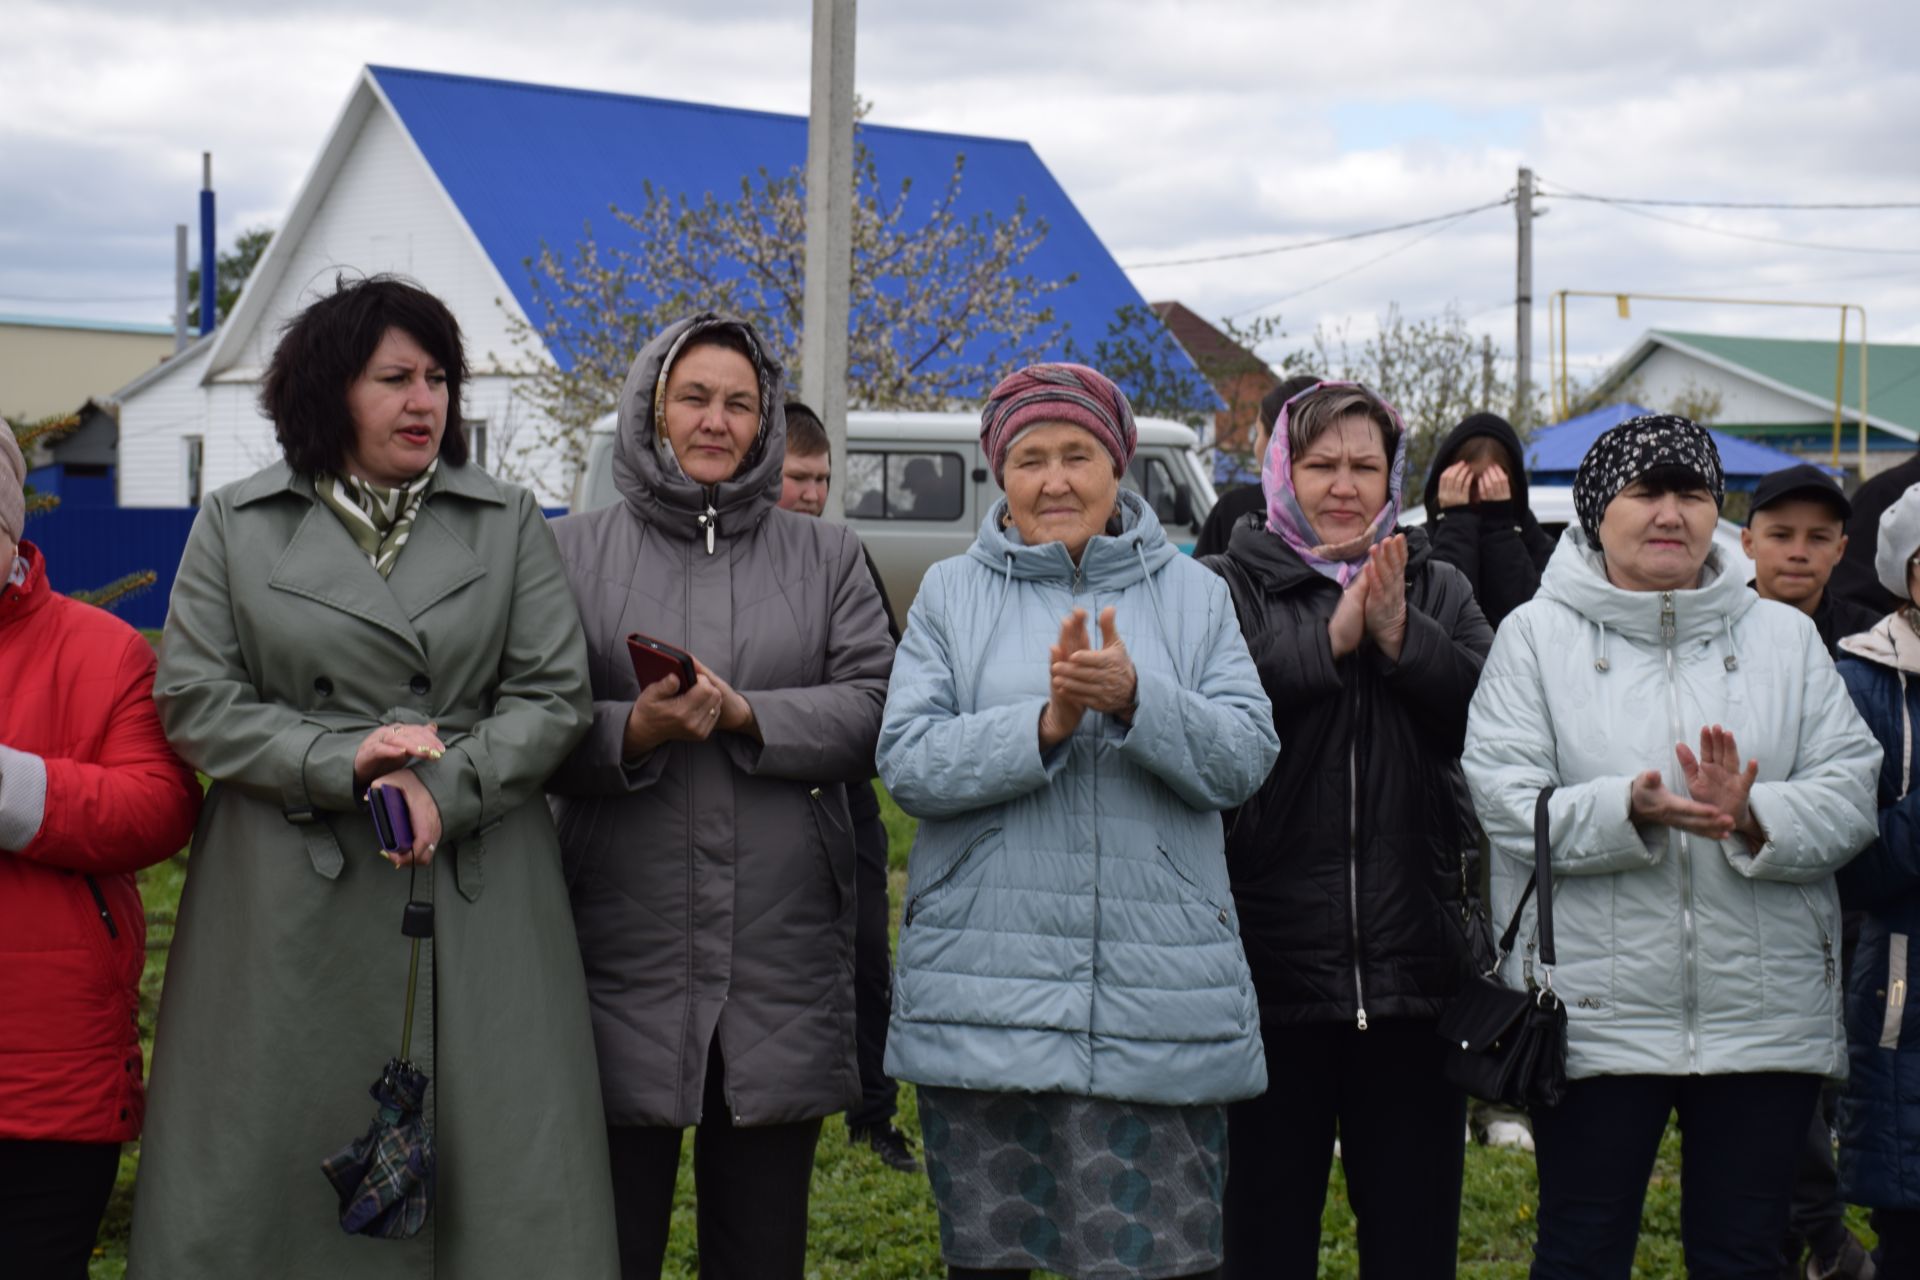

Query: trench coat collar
243 460 499 660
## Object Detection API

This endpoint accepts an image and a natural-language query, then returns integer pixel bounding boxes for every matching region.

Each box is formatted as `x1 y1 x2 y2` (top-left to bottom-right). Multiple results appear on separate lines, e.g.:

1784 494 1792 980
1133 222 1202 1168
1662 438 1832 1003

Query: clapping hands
1630 725 1764 847
1327 533 1409 662
1038 607 1138 749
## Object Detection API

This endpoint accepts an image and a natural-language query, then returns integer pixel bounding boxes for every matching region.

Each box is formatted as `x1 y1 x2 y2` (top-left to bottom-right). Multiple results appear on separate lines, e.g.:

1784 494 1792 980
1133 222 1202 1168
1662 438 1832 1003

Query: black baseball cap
1746 463 1851 526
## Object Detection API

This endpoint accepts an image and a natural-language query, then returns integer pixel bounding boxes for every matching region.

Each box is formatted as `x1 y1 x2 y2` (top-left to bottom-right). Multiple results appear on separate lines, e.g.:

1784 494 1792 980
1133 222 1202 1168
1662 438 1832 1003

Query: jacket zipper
696 498 718 555
1348 681 1367 1031
83 874 119 940
1662 591 1702 1071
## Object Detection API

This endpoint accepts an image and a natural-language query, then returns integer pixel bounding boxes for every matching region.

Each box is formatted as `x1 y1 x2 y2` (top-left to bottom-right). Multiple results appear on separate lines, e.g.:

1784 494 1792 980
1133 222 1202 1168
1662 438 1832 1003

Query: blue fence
27 503 575 632
29 507 200 631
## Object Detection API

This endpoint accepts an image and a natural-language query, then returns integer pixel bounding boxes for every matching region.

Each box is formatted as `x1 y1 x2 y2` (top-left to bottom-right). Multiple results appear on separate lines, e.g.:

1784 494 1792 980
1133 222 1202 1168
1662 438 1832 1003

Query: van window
845 451 965 521
1123 455 1189 526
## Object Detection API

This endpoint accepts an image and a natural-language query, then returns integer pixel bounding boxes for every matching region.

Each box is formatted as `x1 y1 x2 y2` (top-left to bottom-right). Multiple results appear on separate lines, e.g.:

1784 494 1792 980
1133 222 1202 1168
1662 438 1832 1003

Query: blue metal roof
1527 402 1834 486
370 66 1208 407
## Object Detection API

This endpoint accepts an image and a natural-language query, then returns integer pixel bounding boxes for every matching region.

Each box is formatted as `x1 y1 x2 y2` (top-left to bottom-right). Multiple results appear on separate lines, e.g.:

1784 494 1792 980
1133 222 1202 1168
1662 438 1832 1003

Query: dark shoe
1807 1232 1878 1280
851 1123 922 1174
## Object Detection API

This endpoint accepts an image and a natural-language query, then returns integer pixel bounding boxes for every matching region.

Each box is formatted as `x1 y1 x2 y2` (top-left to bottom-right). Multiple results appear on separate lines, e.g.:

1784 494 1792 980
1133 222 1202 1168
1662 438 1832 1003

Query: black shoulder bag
1435 786 1568 1109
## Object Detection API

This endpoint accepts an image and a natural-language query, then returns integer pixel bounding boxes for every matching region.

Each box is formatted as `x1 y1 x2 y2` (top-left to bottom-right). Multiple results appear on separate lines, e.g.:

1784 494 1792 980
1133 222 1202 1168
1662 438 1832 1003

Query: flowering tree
498 117 1073 488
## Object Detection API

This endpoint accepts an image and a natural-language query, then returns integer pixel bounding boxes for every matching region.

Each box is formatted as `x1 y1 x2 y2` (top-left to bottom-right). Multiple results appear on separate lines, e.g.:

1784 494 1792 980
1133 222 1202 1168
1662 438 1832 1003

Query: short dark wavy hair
260 275 469 476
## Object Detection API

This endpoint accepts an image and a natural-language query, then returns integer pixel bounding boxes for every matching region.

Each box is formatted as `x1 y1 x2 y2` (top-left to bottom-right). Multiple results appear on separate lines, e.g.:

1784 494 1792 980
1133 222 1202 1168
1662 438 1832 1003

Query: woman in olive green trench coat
127 279 619 1279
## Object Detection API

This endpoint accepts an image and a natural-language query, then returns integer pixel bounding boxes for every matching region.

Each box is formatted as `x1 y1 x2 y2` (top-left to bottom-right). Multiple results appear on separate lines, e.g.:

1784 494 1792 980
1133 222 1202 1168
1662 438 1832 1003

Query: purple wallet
369 783 414 853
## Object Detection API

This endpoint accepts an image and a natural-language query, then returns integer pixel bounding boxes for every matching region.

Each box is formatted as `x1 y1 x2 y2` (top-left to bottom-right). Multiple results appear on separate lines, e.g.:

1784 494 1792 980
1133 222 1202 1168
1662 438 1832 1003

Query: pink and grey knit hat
980 363 1137 485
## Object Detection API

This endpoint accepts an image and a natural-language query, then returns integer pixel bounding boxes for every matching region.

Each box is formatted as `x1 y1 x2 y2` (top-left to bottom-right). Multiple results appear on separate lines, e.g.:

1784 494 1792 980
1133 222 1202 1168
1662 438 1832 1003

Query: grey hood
611 312 787 545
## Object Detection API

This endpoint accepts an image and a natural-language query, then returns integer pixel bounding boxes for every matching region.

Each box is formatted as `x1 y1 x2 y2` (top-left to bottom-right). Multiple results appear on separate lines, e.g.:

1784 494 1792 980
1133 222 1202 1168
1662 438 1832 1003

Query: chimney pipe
174 224 189 352
198 152 216 336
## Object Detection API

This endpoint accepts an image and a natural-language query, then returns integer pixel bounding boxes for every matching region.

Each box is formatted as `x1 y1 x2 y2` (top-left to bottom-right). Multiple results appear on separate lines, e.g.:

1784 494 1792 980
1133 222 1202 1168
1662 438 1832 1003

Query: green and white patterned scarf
314 459 439 578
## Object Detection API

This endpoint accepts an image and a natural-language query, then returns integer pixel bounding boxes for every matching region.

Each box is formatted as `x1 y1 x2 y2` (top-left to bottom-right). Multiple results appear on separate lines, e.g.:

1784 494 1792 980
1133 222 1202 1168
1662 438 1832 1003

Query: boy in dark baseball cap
1740 463 1878 658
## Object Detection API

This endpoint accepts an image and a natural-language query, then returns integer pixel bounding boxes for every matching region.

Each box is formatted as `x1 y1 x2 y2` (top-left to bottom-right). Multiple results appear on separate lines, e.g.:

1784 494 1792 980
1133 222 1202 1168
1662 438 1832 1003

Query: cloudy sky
5 0 1918 387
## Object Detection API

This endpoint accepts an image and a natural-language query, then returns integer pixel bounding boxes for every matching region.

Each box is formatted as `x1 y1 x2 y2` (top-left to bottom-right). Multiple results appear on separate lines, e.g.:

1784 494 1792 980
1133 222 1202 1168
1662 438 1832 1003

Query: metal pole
174 224 190 353
198 153 216 336
1515 167 1533 425
1832 309 1847 468
801 0 856 522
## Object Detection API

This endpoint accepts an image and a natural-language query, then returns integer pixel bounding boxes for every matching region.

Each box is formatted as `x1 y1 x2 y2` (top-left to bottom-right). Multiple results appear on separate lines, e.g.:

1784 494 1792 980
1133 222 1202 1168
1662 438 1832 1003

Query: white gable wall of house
1624 345 1827 426
119 82 577 506
117 342 213 507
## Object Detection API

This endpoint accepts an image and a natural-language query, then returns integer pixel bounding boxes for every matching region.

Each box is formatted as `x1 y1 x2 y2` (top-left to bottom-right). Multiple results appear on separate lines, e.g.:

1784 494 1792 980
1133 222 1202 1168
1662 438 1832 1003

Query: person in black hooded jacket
1208 381 1493 1280
1422 411 1554 629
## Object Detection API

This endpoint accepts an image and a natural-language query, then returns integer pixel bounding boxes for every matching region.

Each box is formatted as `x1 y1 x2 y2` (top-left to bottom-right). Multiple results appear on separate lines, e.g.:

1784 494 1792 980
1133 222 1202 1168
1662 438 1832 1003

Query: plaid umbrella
321 854 435 1239
321 1057 434 1238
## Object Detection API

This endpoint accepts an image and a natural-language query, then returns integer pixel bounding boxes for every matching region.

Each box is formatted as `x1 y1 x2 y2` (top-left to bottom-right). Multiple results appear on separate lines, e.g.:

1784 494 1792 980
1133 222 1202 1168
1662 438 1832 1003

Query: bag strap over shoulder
1496 786 1558 974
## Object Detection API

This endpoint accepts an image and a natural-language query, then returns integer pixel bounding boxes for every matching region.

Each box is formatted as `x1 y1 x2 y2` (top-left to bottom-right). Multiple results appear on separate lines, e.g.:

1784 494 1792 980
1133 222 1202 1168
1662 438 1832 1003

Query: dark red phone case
626 633 698 693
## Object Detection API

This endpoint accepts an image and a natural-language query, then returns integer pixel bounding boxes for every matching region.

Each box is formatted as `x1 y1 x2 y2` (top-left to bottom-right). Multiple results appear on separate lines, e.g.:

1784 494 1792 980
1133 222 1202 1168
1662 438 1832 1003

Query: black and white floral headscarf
1572 414 1725 546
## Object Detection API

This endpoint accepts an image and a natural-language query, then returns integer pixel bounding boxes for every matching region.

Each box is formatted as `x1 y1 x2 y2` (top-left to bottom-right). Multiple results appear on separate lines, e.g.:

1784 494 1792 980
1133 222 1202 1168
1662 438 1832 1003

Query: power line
1230 206 1497 318
1538 183 1920 256
1121 197 1514 270
1536 183 1920 211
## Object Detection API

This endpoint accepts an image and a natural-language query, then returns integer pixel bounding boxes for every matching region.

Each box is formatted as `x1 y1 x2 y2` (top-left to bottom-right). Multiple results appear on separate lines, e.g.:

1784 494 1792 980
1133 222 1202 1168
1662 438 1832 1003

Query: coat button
314 676 334 697
409 674 431 696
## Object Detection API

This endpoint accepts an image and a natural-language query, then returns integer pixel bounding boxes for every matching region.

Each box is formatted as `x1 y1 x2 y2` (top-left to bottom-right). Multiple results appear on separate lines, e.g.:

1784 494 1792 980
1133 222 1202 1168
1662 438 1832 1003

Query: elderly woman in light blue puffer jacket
1463 415 1880 1280
879 363 1278 1280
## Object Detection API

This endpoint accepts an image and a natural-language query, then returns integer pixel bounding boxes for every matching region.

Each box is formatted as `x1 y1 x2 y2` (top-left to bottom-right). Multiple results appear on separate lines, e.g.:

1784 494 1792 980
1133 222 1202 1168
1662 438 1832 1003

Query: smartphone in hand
627 633 698 694
369 782 414 853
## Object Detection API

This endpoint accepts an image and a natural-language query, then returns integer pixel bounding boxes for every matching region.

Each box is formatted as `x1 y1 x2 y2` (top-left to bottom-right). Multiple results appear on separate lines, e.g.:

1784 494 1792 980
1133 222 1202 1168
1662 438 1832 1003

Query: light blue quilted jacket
878 490 1279 1105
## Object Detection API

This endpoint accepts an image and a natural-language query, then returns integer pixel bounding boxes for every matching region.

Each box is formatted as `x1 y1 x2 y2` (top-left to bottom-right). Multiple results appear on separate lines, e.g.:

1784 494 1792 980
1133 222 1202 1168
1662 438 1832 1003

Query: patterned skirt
917 1086 1228 1279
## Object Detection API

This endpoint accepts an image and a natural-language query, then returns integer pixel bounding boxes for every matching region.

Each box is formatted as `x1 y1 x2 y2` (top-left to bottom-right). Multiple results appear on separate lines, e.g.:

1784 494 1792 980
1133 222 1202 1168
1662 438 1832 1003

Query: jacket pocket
903 826 1001 927
1881 933 1910 1051
807 787 851 919
1156 846 1234 933
1796 886 1839 991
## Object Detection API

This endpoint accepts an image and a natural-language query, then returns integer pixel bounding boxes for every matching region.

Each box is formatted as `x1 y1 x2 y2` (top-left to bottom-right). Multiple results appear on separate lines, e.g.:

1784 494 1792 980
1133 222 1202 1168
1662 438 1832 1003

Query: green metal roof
1653 329 1920 433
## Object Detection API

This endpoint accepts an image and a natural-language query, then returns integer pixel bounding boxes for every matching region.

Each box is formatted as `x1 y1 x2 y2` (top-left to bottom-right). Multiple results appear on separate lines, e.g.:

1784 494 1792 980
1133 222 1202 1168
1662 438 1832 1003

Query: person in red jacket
0 421 202 1279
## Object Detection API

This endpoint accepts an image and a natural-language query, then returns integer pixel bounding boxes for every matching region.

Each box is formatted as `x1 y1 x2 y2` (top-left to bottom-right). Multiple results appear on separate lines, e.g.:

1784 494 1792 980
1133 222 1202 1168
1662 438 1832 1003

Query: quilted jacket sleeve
878 562 1065 820
1464 607 1663 876
723 525 893 783
1722 630 1880 883
1118 568 1278 812
1372 561 1492 756
14 629 200 873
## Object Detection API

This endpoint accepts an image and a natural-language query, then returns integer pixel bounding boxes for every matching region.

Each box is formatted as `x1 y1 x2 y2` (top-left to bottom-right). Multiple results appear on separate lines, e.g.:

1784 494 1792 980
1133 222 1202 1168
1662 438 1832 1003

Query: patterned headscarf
980 363 1137 485
314 459 439 577
1262 380 1408 586
1572 414 1725 546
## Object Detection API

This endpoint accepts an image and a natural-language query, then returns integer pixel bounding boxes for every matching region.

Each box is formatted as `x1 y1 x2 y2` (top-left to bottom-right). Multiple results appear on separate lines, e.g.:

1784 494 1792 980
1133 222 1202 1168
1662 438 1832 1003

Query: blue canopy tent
1527 403 1836 488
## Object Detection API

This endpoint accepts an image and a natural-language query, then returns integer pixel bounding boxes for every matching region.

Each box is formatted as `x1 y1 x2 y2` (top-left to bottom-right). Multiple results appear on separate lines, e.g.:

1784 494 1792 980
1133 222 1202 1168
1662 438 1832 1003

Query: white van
572 410 1218 626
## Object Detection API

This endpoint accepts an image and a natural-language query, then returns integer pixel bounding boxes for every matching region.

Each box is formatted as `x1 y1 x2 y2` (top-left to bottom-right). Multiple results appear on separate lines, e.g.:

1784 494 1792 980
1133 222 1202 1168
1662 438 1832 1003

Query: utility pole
801 0 856 521
1514 167 1533 425
174 224 190 353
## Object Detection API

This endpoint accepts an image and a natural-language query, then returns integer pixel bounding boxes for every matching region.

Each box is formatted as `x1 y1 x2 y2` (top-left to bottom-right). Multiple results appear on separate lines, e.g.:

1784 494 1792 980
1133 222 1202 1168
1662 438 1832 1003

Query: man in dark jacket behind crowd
1831 449 1920 617
776 401 918 1176
1742 462 1881 1280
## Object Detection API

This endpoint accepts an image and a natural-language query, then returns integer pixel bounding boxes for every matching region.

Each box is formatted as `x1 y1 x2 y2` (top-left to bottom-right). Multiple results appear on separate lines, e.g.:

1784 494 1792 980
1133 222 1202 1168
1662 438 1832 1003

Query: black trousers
1783 1083 1849 1265
605 1042 824 1280
846 780 899 1132
1873 1208 1920 1273
0 1139 122 1280
1529 1072 1822 1280
1222 1017 1466 1279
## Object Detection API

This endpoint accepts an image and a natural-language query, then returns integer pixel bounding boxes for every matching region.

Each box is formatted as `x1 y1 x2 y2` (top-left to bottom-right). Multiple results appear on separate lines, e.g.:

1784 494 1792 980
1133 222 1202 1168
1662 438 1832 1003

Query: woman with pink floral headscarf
1201 381 1495 1278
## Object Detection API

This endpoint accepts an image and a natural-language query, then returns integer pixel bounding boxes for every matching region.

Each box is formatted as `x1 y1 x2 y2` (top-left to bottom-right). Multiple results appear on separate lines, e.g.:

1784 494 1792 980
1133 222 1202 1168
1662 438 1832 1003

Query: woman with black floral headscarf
1464 414 1880 1278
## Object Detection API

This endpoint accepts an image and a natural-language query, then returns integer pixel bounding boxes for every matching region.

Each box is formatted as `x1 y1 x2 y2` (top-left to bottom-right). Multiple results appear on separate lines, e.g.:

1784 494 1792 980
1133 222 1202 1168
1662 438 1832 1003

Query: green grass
91 781 1871 1278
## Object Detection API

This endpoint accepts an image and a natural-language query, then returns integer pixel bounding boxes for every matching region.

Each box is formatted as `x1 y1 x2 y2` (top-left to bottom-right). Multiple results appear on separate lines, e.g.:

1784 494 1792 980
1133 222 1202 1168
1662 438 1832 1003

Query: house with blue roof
1528 402 1832 488
111 66 1202 506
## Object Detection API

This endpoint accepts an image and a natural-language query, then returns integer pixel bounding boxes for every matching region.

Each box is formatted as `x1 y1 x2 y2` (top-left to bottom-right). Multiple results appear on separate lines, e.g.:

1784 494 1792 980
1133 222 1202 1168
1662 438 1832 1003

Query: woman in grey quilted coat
546 314 894 1280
